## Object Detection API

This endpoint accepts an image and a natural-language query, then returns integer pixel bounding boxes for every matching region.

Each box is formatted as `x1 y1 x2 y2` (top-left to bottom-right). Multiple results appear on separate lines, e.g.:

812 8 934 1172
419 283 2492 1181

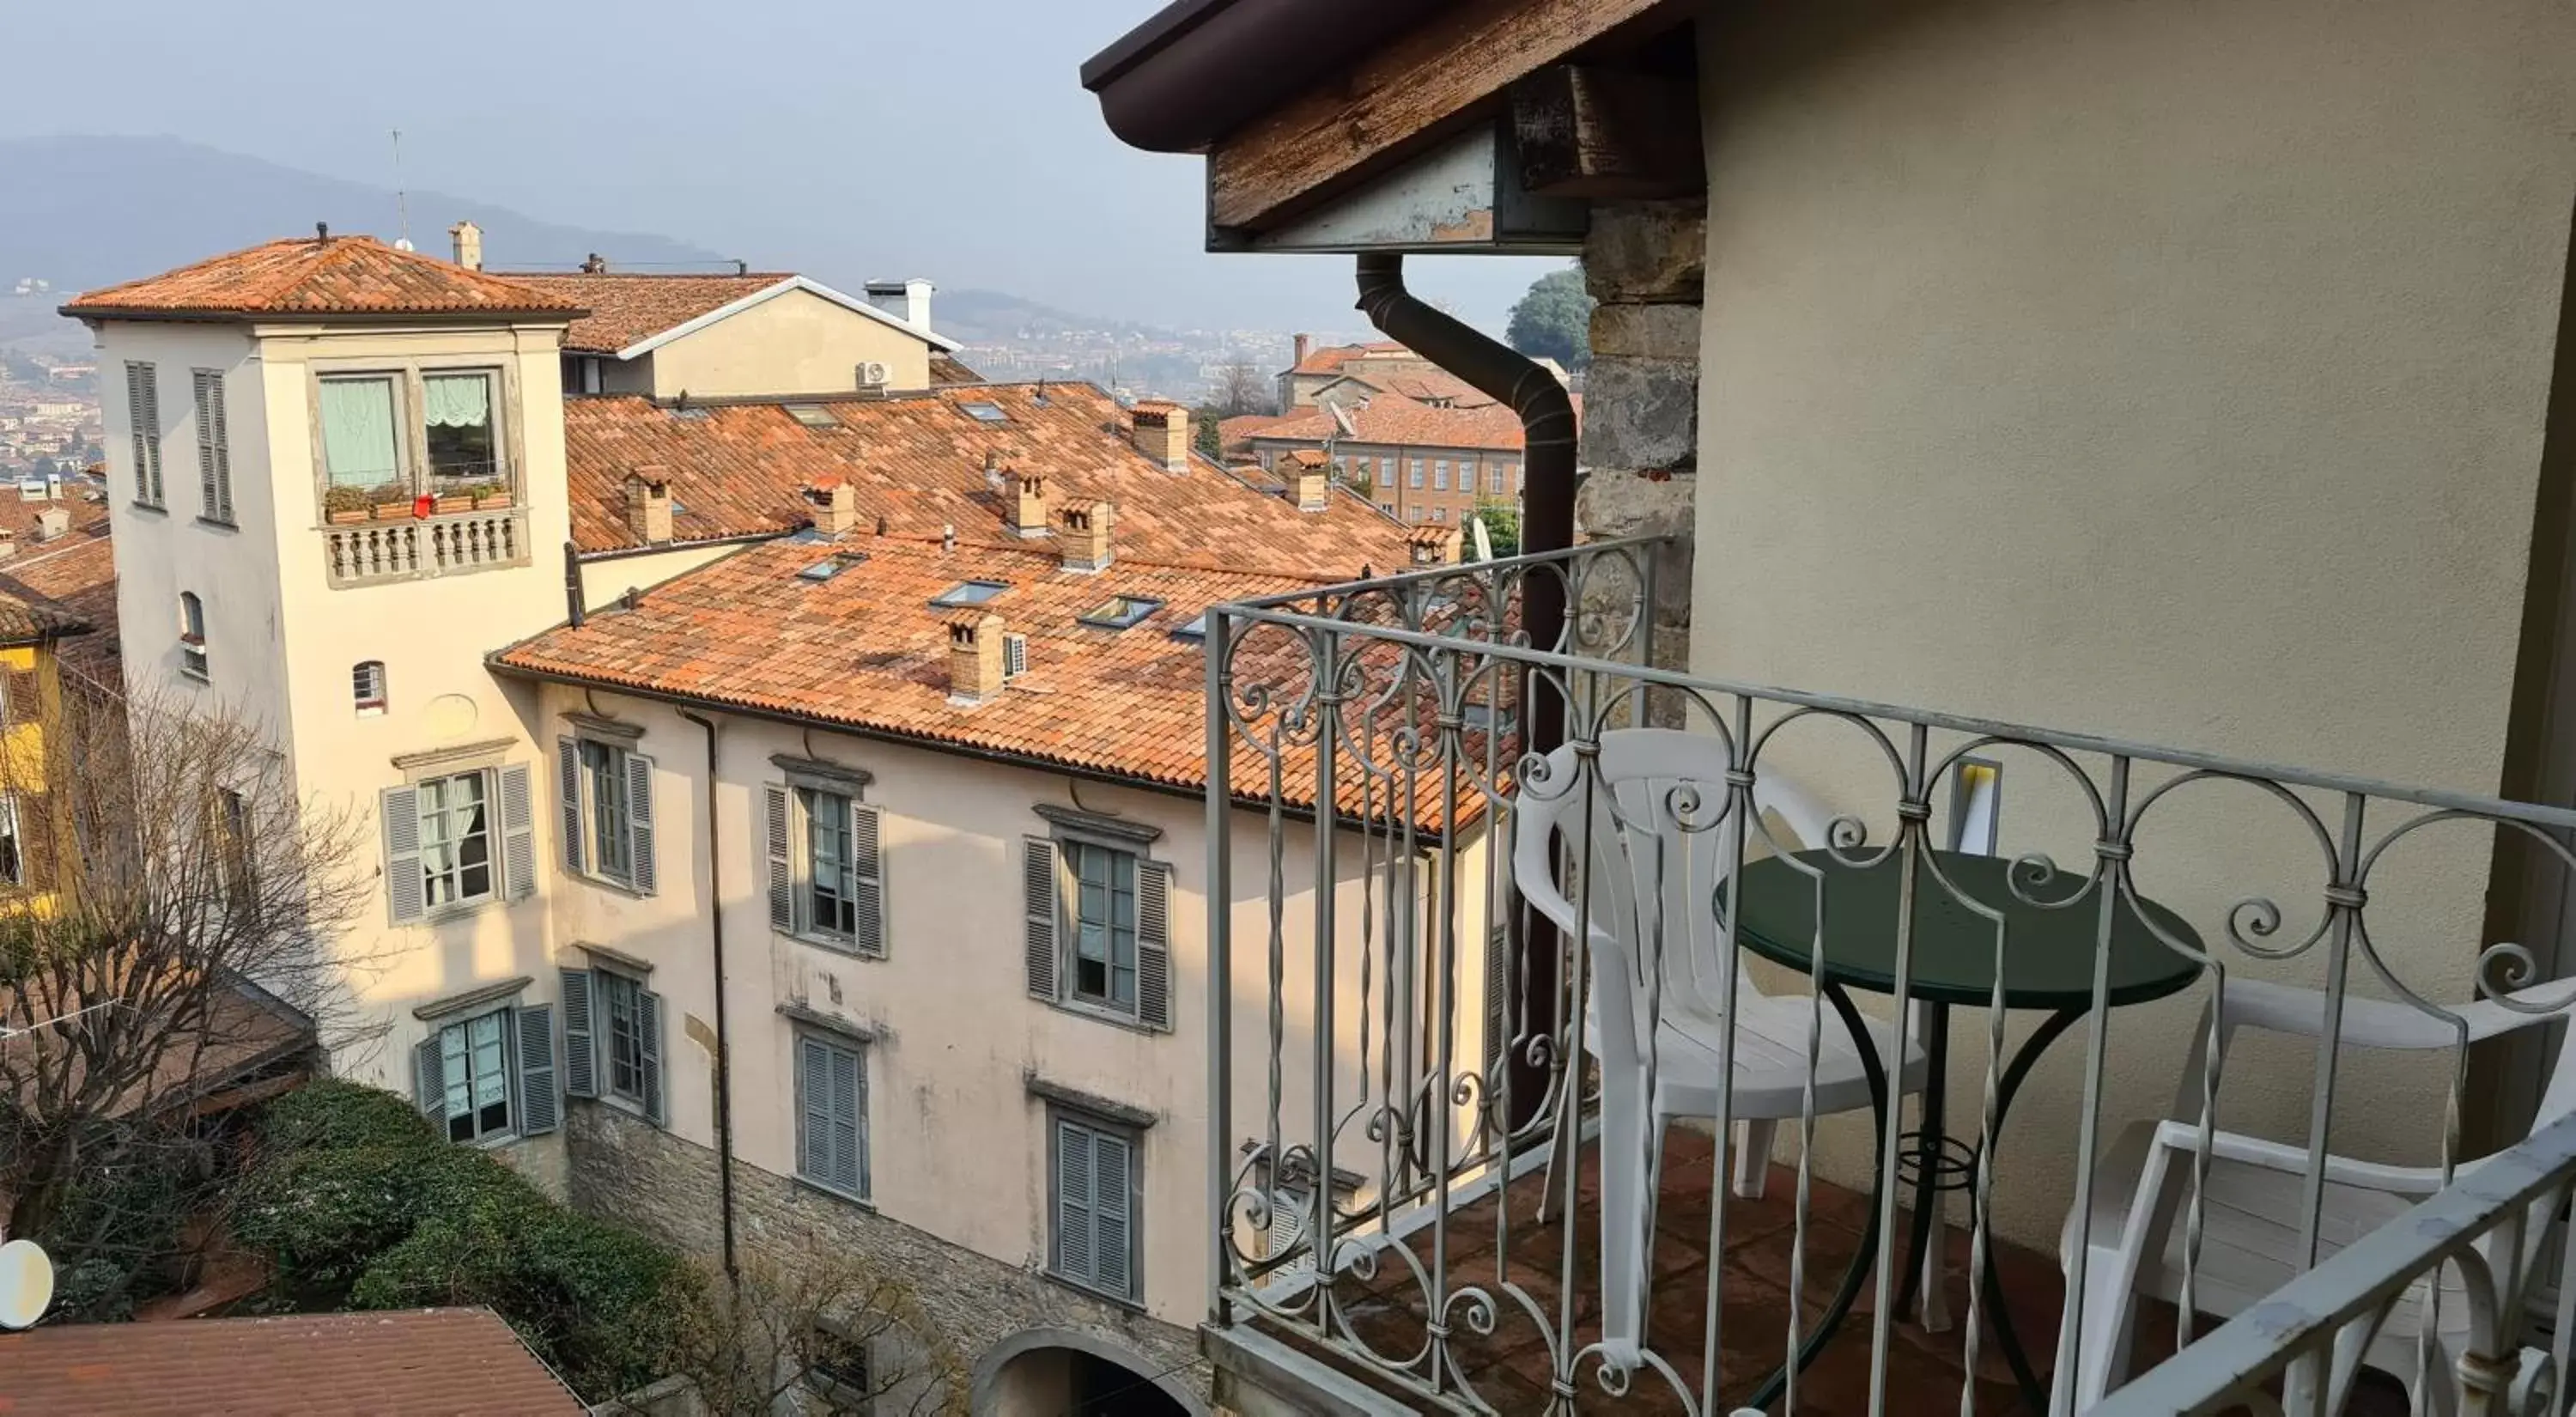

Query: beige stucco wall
640 288 934 399
92 315 578 1095
578 541 752 608
531 682 1490 1329
1687 0 2576 1243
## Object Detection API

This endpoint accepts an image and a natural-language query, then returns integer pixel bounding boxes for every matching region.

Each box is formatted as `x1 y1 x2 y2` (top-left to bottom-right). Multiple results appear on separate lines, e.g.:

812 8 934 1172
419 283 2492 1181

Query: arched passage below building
971 1326 1203 1417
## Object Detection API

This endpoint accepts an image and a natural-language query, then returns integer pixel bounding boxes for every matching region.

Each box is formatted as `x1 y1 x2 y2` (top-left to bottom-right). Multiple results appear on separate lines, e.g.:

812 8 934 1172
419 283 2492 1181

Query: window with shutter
765 784 793 930
1049 1113 1141 1303
515 1003 558 1135
434 1008 514 1143
559 968 597 1098
794 1034 869 1200
1024 837 1058 1000
125 362 163 508
564 737 654 895
380 785 424 924
557 738 584 874
412 1033 445 1120
849 805 884 958
1136 861 1172 1032
640 985 665 1126
499 763 536 901
192 369 232 522
625 752 657 895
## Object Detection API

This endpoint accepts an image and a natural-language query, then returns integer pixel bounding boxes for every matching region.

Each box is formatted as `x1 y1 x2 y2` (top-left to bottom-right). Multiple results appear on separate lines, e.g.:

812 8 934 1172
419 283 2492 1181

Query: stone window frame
303 353 527 520
792 1022 872 1205
766 756 884 958
1024 804 1171 1035
1043 1101 1147 1309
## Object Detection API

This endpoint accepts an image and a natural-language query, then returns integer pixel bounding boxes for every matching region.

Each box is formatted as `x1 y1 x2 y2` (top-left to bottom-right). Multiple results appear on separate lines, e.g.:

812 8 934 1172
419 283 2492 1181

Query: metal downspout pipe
677 708 739 1289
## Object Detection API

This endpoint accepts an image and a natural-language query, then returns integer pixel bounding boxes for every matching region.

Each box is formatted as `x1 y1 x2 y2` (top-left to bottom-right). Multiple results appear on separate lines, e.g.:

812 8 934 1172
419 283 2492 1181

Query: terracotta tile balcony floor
1265 1128 2409 1415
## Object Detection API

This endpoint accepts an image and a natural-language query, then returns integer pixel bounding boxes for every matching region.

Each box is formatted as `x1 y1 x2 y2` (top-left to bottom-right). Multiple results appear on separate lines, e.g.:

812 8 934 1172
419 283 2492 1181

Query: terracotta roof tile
62 237 585 322
0 1307 585 1414
1239 393 1577 453
0 490 117 679
496 537 1499 828
930 352 985 385
562 383 1413 579
499 271 792 353
1291 339 1408 374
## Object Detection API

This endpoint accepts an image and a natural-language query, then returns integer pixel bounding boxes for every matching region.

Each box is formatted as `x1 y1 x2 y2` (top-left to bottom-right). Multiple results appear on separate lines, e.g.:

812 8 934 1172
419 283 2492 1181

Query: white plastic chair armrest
2217 976 2567 1051
2149 1118 2441 1196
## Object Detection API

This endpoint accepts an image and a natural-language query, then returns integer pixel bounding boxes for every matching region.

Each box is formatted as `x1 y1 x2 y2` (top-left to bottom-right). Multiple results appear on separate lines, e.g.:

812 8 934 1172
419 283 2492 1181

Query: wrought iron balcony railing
1201 536 2576 1416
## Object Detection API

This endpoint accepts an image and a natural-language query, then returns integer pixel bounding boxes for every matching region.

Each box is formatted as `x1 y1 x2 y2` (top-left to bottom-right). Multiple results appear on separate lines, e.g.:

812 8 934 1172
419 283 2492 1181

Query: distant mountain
0 135 731 292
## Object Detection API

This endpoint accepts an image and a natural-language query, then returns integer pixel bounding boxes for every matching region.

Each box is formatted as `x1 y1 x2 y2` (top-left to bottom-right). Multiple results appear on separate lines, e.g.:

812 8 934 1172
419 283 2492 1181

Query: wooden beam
1510 64 1703 199
1206 0 1677 232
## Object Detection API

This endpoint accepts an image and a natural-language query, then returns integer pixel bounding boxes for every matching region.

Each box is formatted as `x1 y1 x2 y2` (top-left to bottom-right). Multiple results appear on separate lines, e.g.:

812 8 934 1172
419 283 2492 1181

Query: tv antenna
0 1238 52 1329
391 129 413 251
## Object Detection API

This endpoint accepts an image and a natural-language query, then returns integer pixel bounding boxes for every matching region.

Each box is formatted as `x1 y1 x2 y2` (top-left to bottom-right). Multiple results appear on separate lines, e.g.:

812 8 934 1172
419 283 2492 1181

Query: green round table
1725 848 2204 1412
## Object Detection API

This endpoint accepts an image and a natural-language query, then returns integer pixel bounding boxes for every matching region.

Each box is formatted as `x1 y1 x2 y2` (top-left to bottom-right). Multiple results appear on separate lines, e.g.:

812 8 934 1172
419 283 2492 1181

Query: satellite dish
1471 517 1495 563
0 1238 53 1329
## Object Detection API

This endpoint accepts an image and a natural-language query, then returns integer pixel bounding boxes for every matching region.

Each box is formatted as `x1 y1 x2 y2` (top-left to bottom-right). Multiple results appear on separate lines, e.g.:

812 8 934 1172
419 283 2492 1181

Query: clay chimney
1008 471 1049 538
1407 523 1462 567
1059 500 1114 575
448 220 483 271
1293 333 1311 368
624 468 672 544
805 477 856 535
1130 401 1189 473
947 611 1005 707
1296 466 1329 513
33 506 70 544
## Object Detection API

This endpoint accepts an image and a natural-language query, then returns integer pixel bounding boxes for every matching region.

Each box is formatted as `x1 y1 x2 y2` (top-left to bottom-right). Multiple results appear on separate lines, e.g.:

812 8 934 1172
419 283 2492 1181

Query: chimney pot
624 467 673 544
1407 524 1463 567
947 611 1006 706
1293 333 1311 368
1059 500 1115 575
33 507 70 543
447 220 483 271
1007 471 1050 538
1130 401 1190 473
1296 466 1329 514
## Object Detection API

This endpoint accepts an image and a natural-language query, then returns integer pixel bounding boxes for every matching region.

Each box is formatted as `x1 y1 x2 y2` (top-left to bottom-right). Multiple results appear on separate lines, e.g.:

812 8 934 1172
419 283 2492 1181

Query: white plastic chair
1512 727 1930 1363
2060 975 2576 1413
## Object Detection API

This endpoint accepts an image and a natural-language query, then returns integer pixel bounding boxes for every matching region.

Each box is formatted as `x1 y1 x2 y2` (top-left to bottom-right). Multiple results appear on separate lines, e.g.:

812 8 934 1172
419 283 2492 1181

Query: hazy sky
0 0 1563 334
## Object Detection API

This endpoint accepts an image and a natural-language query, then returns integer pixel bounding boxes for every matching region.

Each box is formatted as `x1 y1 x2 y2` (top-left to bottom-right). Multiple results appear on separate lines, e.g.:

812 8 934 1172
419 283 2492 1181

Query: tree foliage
0 675 374 1313
639 1250 967 1415
1504 265 1595 371
1469 498 1522 557
234 1079 693 1403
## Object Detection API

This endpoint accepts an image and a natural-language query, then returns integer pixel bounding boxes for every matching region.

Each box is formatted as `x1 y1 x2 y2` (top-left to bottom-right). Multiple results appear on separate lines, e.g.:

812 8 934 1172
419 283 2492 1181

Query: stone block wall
1576 200 1705 722
564 1101 1208 1414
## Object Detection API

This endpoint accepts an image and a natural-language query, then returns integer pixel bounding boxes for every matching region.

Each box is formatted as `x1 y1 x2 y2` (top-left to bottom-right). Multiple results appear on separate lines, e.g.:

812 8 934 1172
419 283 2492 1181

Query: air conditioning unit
1002 633 1028 680
855 361 892 388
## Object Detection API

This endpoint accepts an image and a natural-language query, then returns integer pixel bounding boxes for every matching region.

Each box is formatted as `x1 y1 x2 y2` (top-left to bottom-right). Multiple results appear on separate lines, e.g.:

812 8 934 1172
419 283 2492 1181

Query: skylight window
799 553 866 582
670 406 712 422
785 404 839 429
931 579 1009 608
958 401 1009 424
1170 612 1208 641
1079 595 1164 631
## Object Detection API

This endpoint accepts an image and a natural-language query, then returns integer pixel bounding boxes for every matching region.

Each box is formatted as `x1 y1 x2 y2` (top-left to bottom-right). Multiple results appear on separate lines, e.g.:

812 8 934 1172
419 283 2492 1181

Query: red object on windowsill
413 494 435 520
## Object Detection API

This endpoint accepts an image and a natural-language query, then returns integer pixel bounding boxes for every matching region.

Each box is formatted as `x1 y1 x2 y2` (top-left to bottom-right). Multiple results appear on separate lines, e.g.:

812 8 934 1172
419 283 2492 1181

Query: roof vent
1002 632 1028 680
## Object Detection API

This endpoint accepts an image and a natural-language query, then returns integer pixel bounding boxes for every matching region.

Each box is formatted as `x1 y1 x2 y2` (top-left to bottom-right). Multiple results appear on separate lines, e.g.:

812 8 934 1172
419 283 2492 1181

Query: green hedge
234 1079 692 1401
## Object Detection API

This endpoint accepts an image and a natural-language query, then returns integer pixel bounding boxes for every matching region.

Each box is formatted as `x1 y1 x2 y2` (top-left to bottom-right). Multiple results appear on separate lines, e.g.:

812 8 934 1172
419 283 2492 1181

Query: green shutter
516 1003 558 1135
559 968 597 1098
625 752 657 895
381 786 423 924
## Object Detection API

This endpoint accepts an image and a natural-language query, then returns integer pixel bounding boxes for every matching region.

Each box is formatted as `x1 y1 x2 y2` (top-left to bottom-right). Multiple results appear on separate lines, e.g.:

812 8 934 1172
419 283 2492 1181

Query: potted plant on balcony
434 485 475 516
324 485 370 526
369 486 415 522
466 481 512 511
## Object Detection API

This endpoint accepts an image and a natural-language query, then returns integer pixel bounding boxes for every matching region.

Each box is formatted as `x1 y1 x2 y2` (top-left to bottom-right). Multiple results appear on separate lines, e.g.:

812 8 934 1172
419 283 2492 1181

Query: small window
192 369 233 522
178 592 208 680
1050 1112 1140 1303
598 969 652 1108
319 374 404 493
560 736 657 896
785 404 839 429
1170 612 1208 642
1408 459 1424 489
958 401 1009 423
1066 839 1140 1010
418 769 495 909
580 739 635 885
931 579 1009 608
1433 459 1449 490
422 370 500 491
1432 507 1447 522
799 556 861 583
437 1008 514 1144
0 795 22 888
795 1033 869 1200
353 660 387 715
1078 595 1163 631
670 405 713 422
125 361 167 508
805 1323 873 1408
1460 464 1478 496
800 785 861 940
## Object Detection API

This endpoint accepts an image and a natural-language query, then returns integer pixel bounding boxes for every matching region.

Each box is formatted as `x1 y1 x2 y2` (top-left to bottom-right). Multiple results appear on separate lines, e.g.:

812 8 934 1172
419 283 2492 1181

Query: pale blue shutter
851 806 884 958
516 1003 558 1135
640 986 665 1125
766 785 794 930
1094 1130 1134 1299
412 1032 446 1121
381 786 423 924
559 968 597 1098
1055 1118 1094 1286
797 1037 832 1183
192 371 220 517
1137 862 1172 1031
1024 838 1059 1000
625 752 656 895
499 763 536 901
829 1043 863 1196
557 738 583 874
124 362 148 499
